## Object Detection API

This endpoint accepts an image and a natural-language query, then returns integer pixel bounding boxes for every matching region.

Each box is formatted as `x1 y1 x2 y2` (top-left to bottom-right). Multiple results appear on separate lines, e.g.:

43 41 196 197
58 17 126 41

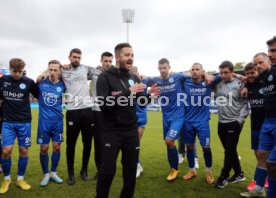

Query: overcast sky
0 0 275 79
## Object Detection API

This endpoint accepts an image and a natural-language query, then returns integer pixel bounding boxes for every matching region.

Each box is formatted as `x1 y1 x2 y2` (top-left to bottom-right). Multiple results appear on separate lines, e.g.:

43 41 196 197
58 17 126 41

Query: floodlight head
122 9 135 23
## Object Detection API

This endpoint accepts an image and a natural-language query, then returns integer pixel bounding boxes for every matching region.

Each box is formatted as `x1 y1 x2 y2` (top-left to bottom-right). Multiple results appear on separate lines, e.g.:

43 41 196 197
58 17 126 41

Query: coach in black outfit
96 43 159 198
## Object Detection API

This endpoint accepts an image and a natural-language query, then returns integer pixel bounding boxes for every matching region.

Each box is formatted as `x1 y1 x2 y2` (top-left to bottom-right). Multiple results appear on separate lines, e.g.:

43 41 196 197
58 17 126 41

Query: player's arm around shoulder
86 65 102 80
28 77 39 99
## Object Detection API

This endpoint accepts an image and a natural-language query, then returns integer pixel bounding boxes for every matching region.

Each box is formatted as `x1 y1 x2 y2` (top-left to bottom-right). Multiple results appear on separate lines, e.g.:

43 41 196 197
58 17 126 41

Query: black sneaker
67 173 75 185
228 172 246 183
80 169 89 181
215 176 228 189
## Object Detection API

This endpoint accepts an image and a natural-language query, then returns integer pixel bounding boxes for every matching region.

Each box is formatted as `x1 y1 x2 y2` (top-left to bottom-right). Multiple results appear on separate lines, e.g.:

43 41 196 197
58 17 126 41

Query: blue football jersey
184 76 220 122
38 78 66 121
136 79 148 122
147 73 188 119
0 75 38 123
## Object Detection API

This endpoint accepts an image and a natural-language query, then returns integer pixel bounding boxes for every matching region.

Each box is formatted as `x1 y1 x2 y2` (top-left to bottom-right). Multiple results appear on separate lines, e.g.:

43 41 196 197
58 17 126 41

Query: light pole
122 9 135 43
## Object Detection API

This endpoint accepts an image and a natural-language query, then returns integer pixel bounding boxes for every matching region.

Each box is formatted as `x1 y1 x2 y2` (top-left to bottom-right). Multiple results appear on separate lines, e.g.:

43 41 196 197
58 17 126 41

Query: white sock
44 173 50 178
50 172 57 177
205 167 211 172
4 175 11 180
190 168 196 171
17 176 24 181
254 185 264 192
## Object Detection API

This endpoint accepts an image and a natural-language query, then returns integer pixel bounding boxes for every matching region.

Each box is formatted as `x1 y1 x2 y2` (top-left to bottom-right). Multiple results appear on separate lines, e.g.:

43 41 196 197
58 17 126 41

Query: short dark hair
266 36 276 46
114 43 132 55
9 58 25 70
48 60 61 68
244 62 256 72
69 48 82 56
219 60 234 71
101 51 113 60
158 58 170 65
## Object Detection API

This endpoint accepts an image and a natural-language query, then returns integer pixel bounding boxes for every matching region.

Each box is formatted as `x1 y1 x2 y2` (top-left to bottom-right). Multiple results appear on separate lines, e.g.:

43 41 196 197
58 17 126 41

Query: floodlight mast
122 9 135 43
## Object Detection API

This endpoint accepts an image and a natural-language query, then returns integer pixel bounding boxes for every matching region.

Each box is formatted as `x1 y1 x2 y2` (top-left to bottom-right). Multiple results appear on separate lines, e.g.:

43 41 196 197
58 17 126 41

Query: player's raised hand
129 83 147 94
149 83 160 96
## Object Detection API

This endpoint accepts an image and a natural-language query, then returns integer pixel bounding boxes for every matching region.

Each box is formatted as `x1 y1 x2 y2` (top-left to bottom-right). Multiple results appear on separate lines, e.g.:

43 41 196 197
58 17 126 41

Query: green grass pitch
1 110 256 198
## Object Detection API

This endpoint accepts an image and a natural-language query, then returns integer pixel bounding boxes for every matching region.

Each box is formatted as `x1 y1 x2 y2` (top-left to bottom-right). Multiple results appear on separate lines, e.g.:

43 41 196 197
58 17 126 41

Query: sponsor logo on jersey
190 88 207 94
160 84 176 91
111 91 122 96
249 99 264 106
42 92 58 106
263 84 275 93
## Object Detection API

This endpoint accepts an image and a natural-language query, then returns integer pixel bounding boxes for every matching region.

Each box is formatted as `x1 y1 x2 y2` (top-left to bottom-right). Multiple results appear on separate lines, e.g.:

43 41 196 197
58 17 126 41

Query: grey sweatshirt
61 64 101 110
215 78 249 124
90 69 101 111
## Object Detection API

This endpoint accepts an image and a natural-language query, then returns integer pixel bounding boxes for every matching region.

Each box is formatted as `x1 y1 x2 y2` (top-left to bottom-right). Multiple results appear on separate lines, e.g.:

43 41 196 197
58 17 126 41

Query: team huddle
0 37 275 198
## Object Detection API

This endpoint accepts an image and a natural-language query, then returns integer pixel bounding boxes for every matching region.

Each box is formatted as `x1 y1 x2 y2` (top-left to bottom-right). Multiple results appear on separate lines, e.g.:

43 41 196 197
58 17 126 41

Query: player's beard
192 76 199 81
161 72 169 79
119 60 132 72
71 61 80 68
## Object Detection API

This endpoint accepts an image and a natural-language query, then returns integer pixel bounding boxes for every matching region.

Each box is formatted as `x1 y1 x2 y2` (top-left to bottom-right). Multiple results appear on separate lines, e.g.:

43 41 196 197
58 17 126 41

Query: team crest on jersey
259 88 264 95
169 78 174 83
56 87 62 92
128 79 134 86
268 75 273 82
201 82 206 86
19 83 26 89
38 138 43 144
227 84 235 90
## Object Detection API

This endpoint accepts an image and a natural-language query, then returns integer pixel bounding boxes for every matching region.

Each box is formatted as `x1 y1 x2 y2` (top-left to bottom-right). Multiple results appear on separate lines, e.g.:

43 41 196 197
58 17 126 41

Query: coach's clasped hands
129 83 160 96
129 83 146 95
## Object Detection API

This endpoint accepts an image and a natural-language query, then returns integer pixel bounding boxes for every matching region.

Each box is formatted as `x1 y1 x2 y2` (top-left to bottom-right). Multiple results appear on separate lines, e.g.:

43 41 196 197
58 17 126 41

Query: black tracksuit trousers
218 121 243 178
96 129 139 198
66 108 95 174
92 110 103 171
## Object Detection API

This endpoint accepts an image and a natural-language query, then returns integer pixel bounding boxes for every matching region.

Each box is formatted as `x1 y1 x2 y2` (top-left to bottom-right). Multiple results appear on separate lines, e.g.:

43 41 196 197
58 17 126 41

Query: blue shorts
137 117 147 129
163 117 184 140
1 122 32 147
37 121 64 144
267 146 276 163
251 130 261 150
183 121 210 147
259 118 276 152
